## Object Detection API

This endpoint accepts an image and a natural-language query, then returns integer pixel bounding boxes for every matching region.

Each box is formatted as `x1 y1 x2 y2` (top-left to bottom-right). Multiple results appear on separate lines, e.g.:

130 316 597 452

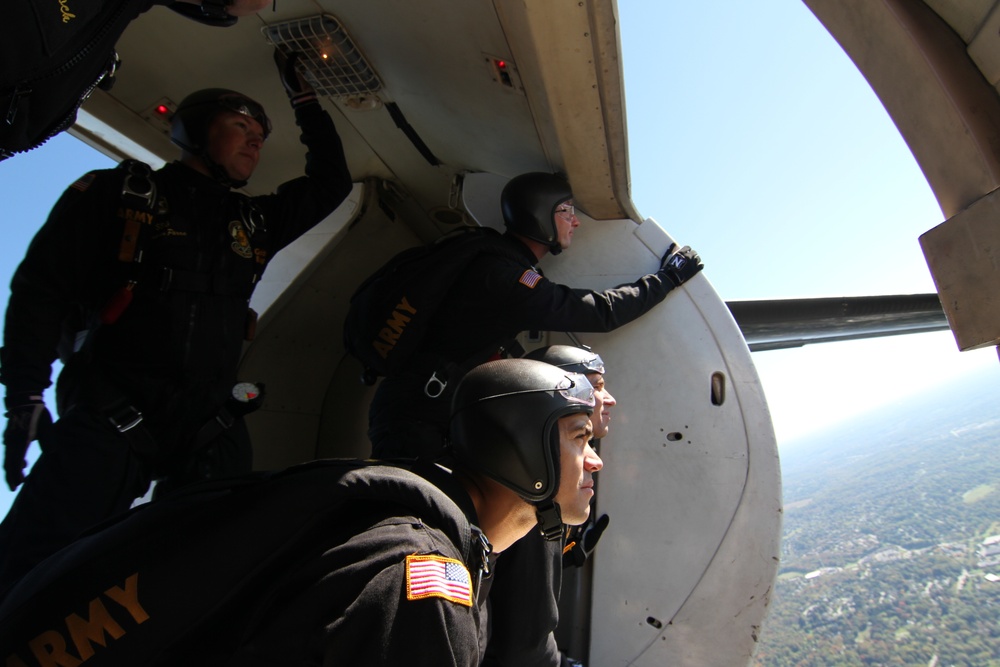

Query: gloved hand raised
3 393 51 491
660 243 703 287
563 513 610 568
273 50 317 107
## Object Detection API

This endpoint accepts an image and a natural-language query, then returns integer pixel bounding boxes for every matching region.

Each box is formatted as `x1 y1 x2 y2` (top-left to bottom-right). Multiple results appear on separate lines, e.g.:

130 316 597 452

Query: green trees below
756 554 1000 666
754 385 1000 666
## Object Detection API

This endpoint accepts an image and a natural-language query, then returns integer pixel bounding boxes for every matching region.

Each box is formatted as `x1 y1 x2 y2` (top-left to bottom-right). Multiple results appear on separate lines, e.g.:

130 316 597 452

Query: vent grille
263 15 382 98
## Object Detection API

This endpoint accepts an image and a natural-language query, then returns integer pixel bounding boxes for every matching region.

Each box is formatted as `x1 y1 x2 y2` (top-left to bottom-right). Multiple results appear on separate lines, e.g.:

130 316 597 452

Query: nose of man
585 445 603 472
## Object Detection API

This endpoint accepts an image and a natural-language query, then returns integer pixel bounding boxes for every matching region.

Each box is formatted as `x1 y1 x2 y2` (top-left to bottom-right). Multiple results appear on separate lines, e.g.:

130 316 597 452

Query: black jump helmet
449 358 594 539
170 88 271 187
500 172 573 256
524 345 605 377
170 88 271 153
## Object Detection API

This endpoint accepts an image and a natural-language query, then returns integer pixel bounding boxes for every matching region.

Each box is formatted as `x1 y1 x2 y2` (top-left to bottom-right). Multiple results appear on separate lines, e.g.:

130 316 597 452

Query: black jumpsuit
0 99 352 593
369 232 677 458
0 461 491 666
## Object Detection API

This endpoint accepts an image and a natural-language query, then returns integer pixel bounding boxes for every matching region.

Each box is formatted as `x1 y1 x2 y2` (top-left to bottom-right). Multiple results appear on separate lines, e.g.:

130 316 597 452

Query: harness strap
84 373 158 457
191 386 265 450
419 337 522 399
194 401 260 450
100 160 158 324
534 500 564 542
191 405 237 451
103 163 267 324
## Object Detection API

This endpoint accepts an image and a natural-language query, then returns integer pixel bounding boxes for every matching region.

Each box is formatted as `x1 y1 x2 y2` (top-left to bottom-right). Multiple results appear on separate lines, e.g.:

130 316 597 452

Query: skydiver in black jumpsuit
0 359 600 667
367 172 703 666
368 171 702 462
0 55 352 594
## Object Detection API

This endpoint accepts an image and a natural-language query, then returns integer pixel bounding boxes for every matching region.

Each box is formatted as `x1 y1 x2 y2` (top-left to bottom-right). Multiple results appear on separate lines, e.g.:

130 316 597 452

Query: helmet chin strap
199 150 248 189
535 500 564 541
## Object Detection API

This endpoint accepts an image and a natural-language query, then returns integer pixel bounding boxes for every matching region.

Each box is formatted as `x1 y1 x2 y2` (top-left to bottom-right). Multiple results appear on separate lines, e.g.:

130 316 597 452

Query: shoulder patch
405 554 473 607
70 173 97 192
518 269 542 289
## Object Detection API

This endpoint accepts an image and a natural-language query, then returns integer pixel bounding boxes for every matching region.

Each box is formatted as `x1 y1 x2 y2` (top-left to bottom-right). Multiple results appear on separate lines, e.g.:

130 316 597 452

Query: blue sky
0 2 998 516
617 1 999 446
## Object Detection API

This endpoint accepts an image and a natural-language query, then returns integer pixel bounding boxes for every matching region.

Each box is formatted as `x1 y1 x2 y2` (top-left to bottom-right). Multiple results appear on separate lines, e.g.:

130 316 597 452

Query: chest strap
102 162 268 323
100 160 158 324
82 371 158 458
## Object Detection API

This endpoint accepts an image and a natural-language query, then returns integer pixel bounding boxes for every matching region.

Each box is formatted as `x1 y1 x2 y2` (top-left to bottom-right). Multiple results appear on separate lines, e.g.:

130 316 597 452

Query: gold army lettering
5 573 149 667
115 208 154 226
373 296 417 359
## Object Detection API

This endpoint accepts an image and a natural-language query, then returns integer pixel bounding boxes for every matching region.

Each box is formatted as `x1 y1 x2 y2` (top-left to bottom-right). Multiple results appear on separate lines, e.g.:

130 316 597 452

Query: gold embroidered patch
228 220 253 259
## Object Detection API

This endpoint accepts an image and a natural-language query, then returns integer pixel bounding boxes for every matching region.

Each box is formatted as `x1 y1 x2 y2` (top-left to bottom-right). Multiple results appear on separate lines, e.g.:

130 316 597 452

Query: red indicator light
155 104 170 116
493 58 513 88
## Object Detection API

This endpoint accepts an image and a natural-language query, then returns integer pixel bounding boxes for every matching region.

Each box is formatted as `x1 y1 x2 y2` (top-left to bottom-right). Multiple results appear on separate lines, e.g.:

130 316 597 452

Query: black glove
3 393 52 491
563 513 610 568
167 1 238 27
273 50 317 108
660 243 704 287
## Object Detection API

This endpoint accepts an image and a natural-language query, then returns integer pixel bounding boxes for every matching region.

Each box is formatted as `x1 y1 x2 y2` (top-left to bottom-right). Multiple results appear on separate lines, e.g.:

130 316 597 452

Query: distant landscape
754 365 1000 666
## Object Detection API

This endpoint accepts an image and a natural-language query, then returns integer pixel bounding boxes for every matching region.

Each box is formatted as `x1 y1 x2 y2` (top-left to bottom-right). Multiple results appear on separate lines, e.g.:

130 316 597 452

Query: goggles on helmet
557 373 595 408
217 93 272 139
579 354 605 376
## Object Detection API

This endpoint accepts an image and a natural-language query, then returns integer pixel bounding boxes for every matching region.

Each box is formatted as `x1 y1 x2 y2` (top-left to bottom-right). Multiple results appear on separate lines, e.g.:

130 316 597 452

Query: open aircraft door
238 177 782 665
541 214 781 666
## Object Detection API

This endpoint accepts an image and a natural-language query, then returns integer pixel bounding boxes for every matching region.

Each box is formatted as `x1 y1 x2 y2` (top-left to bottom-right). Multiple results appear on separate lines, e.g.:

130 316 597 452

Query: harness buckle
121 161 157 209
240 199 266 235
477 531 493 578
424 371 447 398
472 528 493 604
108 406 144 434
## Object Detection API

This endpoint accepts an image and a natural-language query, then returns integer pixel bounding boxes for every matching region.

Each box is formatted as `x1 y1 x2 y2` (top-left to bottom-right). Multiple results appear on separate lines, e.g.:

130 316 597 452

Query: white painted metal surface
539 217 781 665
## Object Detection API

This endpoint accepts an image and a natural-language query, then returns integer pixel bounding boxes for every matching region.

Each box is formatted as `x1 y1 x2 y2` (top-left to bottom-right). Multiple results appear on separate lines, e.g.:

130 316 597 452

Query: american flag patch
70 173 96 192
519 269 542 288
405 554 473 607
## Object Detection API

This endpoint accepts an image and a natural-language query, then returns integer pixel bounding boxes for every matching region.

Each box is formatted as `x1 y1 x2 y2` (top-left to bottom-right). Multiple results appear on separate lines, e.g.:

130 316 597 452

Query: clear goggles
554 203 575 218
556 353 604 376
579 354 605 375
556 373 595 408
218 94 272 139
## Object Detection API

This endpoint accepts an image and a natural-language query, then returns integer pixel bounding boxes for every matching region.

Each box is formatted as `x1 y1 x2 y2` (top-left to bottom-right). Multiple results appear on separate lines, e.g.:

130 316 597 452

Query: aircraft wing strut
728 293 948 352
